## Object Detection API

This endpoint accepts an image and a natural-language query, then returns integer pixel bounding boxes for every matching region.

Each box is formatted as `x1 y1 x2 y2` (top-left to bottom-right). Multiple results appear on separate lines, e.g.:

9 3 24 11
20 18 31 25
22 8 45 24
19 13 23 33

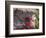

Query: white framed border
9 5 43 35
